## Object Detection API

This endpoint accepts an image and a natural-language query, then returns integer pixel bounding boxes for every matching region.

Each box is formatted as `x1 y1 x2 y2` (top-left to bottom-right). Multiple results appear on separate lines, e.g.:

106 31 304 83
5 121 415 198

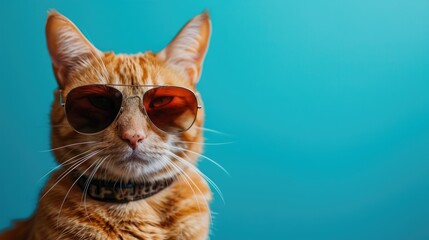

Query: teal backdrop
1 0 429 239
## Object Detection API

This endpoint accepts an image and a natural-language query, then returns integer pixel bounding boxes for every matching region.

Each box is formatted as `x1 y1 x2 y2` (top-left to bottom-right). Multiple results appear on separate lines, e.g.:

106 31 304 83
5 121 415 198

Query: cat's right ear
46 10 101 88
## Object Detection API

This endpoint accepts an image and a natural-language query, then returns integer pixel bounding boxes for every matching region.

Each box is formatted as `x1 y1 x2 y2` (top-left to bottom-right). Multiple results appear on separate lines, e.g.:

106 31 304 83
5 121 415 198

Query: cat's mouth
126 151 149 161
121 150 165 163
114 147 152 162
106 150 171 174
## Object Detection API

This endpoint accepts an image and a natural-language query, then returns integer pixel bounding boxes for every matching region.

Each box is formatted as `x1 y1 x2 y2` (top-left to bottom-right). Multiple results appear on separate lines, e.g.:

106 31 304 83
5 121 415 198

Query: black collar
75 173 175 203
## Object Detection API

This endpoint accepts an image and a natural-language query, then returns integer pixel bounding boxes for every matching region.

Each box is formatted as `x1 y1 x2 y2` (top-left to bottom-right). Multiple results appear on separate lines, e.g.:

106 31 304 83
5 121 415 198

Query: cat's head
45 11 211 182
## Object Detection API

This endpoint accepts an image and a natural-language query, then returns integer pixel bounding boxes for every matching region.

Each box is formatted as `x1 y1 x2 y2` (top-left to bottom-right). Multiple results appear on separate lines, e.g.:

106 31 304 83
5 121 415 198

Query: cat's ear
45 10 101 87
157 11 211 84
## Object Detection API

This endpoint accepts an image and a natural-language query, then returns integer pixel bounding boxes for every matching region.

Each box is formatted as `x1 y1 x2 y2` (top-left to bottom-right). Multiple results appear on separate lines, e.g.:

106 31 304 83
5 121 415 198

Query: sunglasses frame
58 84 202 135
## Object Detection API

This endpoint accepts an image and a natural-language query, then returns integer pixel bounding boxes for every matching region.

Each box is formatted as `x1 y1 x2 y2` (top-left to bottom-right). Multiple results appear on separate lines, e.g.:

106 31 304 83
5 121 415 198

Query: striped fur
0 10 212 240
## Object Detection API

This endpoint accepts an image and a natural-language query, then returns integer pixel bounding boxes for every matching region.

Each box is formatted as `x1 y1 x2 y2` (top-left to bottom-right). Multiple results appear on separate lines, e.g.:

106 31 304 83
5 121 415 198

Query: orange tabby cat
0 10 212 240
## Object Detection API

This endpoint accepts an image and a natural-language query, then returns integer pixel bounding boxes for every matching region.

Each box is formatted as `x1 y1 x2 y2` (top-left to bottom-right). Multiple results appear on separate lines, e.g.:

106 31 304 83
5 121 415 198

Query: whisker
41 149 103 200
170 146 230 176
166 158 209 217
173 141 234 146
82 156 108 221
168 151 225 203
56 153 106 227
103 158 114 182
56 147 106 180
169 161 202 211
40 141 101 152
194 126 231 136
38 147 101 183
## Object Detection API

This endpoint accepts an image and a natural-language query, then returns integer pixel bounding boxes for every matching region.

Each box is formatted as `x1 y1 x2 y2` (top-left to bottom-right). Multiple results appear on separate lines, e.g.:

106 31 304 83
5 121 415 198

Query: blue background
1 0 429 239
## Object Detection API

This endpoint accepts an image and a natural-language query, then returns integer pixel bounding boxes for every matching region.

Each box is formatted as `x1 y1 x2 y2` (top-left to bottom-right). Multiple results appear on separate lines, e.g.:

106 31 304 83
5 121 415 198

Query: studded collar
74 173 175 203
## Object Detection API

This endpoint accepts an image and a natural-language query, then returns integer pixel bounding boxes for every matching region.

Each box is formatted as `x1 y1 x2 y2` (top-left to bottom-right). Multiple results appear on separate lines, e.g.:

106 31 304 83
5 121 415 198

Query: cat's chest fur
28 169 211 240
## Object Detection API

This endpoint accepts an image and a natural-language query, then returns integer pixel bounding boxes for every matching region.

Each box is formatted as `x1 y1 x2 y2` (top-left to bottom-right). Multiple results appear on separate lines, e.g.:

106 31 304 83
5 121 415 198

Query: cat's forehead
64 52 190 93
104 52 188 87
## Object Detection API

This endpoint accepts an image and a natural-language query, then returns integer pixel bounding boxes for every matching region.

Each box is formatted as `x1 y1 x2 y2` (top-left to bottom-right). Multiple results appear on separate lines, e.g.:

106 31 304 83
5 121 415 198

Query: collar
75 173 175 203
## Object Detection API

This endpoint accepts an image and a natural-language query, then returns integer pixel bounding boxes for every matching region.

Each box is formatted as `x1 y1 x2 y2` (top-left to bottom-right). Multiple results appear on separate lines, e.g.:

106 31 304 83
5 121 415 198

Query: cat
0 10 212 240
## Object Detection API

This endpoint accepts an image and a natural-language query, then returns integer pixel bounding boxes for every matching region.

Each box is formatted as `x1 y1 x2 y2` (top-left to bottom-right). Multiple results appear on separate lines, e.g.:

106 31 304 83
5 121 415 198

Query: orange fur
0 10 212 240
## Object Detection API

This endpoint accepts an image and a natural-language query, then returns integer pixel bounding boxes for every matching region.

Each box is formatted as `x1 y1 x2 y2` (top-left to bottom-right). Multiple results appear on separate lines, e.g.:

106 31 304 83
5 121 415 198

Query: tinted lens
143 86 198 133
65 85 123 134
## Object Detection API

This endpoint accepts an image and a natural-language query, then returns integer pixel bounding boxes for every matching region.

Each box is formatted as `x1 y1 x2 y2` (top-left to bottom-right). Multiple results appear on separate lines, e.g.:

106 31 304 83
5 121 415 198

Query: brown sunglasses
59 84 201 135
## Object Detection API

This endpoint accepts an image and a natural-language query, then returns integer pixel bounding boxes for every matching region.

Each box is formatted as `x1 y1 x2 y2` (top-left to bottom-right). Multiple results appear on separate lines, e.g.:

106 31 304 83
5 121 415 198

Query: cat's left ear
157 11 211 84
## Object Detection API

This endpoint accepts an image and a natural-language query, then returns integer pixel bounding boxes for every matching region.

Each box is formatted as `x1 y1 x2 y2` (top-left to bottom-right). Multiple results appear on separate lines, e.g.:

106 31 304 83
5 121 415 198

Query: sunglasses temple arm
195 92 203 109
59 89 65 107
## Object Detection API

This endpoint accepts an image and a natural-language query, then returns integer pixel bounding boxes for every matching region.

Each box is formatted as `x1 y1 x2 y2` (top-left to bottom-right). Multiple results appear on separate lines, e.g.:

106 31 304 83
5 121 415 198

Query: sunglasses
59 84 201 135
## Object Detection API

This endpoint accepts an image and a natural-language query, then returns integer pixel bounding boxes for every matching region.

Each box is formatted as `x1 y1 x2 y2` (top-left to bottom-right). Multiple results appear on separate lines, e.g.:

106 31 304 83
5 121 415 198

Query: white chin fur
97 135 183 182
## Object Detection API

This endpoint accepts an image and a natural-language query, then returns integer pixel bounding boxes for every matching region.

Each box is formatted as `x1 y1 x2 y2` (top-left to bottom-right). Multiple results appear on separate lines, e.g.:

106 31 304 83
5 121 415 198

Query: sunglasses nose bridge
119 95 143 112
124 95 142 102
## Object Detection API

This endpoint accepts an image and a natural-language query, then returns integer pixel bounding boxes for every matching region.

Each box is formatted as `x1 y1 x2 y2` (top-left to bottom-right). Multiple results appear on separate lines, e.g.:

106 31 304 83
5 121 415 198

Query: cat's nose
121 130 145 150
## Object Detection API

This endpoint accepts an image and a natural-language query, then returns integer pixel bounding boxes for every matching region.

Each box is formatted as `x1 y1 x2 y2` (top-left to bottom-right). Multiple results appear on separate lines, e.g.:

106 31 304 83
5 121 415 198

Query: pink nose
121 130 145 150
